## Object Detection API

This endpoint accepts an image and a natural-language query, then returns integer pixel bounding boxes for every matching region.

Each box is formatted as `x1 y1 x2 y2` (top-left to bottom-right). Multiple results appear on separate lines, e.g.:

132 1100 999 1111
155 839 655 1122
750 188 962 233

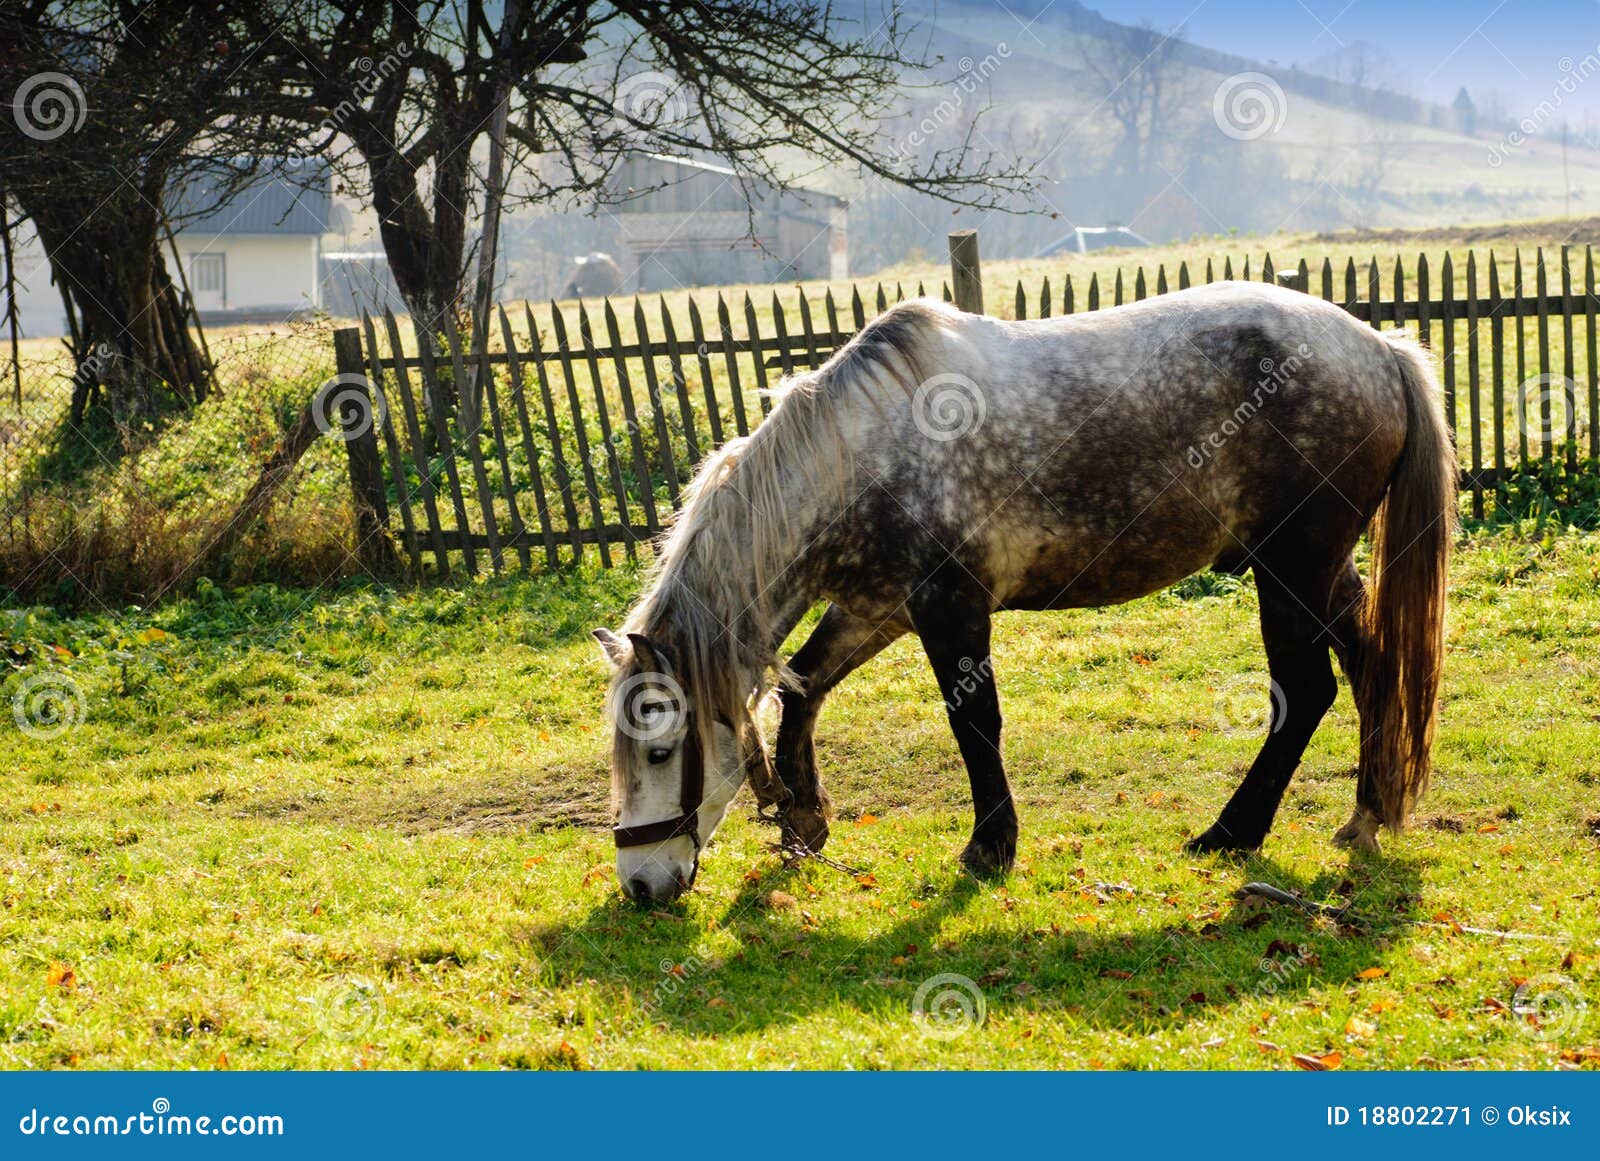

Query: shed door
188 253 226 312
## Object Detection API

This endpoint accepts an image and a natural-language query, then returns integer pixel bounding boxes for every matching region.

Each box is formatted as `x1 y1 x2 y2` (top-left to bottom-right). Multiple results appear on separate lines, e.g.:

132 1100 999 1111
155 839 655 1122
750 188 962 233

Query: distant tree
1453 88 1478 137
1309 42 1401 93
1074 22 1190 185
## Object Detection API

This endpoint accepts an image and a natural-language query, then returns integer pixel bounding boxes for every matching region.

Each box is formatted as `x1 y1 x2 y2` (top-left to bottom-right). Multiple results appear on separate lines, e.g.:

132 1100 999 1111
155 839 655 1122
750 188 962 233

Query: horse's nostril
627 877 652 902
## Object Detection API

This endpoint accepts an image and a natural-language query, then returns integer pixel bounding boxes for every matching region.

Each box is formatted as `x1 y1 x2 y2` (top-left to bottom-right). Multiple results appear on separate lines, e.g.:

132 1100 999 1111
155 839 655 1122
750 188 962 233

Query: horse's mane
615 298 953 749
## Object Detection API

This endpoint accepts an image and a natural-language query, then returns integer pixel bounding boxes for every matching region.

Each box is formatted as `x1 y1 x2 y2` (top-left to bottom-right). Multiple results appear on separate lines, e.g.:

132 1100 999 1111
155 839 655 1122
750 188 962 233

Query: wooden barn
608 154 847 291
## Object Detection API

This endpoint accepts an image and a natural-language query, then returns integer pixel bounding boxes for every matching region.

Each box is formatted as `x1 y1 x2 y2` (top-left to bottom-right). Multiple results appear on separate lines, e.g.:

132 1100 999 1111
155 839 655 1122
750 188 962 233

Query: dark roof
171 165 332 235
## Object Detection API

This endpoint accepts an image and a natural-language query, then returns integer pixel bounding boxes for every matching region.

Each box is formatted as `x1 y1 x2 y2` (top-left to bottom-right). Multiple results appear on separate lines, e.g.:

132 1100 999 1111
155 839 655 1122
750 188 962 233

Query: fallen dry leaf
1355 967 1388 980
45 962 76 991
1292 1050 1343 1071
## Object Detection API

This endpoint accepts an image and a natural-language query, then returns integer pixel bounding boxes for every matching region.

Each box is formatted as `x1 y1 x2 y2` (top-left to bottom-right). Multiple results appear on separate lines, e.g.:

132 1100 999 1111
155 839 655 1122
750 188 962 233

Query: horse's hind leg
1186 566 1341 854
908 584 1016 878
775 603 906 853
1326 558 1383 852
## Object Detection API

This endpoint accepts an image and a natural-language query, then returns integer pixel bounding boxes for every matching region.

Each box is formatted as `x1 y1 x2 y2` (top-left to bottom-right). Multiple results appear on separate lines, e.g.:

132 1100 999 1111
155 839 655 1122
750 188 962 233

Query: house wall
175 233 321 317
2 224 67 339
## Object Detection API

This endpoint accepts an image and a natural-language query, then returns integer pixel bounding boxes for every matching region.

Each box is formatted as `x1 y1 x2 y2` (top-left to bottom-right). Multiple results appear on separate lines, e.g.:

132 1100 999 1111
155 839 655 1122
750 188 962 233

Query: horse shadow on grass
533 848 1426 1045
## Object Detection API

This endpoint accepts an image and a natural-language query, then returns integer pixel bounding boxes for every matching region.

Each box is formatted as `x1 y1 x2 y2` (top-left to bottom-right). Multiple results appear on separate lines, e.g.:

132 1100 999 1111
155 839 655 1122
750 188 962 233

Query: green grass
3 526 1599 1070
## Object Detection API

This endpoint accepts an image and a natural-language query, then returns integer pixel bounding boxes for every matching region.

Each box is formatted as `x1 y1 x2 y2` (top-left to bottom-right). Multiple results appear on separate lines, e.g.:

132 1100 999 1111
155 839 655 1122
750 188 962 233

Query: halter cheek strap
612 717 705 851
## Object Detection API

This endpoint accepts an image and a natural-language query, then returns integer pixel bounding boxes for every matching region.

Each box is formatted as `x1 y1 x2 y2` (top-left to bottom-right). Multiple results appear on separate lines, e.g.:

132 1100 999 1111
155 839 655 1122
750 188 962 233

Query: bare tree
226 0 1037 332
1074 22 1190 185
0 2 304 422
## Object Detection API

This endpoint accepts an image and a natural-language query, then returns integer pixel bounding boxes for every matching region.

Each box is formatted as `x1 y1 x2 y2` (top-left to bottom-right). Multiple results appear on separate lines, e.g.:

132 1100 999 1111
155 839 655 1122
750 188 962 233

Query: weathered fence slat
1392 256 1406 336
1466 252 1483 518
524 305 586 565
659 297 701 465
769 291 796 393
479 337 532 571
578 302 639 561
717 293 750 438
1367 257 1381 330
1488 255 1507 497
1561 247 1578 471
1536 249 1552 462
601 300 662 536
547 302 613 568
686 297 724 447
1587 247 1599 467
496 306 560 569
441 322 506 573
1416 254 1431 349
1515 250 1529 464
361 313 421 575
382 310 451 575
797 290 822 367
632 298 682 509
411 318 481 575
746 295 774 411
1441 254 1457 439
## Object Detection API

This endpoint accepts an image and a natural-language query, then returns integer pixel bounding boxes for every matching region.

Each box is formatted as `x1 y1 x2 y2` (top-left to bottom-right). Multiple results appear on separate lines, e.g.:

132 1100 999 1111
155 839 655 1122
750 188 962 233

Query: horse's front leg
910 585 1017 878
775 603 906 852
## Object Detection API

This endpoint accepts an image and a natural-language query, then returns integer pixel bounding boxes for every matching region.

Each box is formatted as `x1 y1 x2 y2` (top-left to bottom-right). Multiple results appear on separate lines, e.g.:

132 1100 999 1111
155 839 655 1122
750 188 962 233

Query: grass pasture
2 527 1598 1070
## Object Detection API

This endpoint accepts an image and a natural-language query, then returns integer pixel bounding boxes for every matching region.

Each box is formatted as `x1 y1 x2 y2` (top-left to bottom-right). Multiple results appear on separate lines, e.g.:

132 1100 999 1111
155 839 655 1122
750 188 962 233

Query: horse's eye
647 747 673 765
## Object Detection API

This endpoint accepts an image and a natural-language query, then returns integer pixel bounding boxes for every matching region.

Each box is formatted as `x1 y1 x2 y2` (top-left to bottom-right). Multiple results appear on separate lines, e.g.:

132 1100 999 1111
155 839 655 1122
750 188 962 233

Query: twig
1237 880 1580 943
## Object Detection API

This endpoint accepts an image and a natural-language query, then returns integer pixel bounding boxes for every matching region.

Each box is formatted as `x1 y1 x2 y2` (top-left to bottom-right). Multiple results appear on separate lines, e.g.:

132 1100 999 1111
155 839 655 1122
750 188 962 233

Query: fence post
948 229 984 314
1276 270 1308 294
332 326 397 574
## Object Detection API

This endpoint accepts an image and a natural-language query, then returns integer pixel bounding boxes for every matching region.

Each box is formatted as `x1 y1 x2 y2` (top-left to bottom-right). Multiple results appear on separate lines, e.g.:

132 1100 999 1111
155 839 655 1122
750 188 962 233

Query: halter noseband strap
612 714 705 851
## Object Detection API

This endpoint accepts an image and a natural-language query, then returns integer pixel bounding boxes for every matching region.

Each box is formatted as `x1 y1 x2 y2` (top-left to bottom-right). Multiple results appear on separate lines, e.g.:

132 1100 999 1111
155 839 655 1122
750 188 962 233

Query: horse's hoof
782 806 830 854
1332 808 1382 853
959 834 1016 879
1184 825 1258 856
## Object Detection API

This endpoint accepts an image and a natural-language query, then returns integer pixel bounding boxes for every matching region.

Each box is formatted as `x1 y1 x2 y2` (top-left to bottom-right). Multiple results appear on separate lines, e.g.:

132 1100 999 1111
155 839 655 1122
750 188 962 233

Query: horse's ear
593 628 629 668
625 632 665 675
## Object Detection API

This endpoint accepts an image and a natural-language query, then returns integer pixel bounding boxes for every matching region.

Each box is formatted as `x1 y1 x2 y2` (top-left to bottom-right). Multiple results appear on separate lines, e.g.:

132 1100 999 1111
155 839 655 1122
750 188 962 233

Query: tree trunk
26 192 211 424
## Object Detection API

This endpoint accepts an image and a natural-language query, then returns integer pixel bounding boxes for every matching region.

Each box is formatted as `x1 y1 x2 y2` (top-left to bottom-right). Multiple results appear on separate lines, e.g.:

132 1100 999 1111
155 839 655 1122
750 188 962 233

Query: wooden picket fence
328 232 1600 576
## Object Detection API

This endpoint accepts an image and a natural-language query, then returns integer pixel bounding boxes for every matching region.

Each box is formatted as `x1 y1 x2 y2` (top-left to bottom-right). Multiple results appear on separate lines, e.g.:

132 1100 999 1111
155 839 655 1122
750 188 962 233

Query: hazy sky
1082 0 1600 119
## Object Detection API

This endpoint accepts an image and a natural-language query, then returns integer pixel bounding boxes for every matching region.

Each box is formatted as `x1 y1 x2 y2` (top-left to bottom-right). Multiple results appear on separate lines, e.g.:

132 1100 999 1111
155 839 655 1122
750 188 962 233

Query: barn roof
171 165 332 235
611 153 847 212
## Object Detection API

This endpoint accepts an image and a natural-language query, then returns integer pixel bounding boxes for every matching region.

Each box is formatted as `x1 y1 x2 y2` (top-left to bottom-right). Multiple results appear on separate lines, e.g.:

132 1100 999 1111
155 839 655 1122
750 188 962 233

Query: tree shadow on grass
536 849 1426 1044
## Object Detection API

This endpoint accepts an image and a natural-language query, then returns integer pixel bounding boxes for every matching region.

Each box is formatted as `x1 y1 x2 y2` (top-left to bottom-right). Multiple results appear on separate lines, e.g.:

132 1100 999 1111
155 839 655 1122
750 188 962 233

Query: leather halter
612 714 705 850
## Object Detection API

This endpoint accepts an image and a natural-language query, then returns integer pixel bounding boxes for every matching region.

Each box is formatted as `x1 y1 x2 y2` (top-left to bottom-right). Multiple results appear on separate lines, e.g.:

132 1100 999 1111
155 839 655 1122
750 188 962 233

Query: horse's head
594 627 751 903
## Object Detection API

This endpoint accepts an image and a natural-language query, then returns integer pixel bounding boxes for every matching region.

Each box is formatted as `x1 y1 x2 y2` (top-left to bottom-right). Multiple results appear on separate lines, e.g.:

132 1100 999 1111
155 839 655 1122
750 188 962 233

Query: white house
170 169 333 323
2 167 334 338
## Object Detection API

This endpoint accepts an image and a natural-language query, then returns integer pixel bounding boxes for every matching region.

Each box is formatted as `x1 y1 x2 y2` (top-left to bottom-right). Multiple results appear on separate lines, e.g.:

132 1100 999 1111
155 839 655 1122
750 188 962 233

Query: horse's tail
1361 333 1456 831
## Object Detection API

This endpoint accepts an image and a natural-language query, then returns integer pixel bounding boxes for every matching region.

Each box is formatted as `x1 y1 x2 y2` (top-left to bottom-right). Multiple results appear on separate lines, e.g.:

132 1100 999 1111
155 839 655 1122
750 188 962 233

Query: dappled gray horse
595 282 1455 903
